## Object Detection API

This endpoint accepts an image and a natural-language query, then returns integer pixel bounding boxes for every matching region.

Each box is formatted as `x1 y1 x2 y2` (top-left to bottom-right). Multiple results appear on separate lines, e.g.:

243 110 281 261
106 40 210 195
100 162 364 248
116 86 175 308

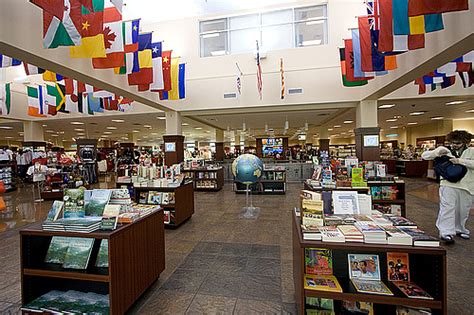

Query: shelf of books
233 169 286 195
20 208 165 314
0 163 16 192
368 181 406 217
183 167 224 191
135 181 194 227
293 209 447 315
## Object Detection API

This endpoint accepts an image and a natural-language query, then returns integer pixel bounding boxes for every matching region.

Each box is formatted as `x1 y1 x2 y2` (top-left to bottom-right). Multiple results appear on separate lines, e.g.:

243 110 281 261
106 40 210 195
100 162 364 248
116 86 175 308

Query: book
337 225 364 242
304 274 343 293
319 226 345 242
101 216 118 230
168 192 175 204
302 199 324 226
162 192 169 204
62 237 95 269
301 225 322 241
376 164 386 177
387 252 410 281
85 189 112 216
357 194 372 215
305 248 332 275
342 300 374 315
21 290 66 312
396 306 432 314
306 297 334 315
147 191 162 204
332 191 360 215
385 215 417 228
394 282 433 300
301 189 322 200
95 239 109 268
351 167 364 184
348 254 381 280
351 279 393 296
399 228 440 247
45 200 64 221
383 226 413 245
63 188 86 218
139 191 149 204
44 236 70 264
163 210 171 224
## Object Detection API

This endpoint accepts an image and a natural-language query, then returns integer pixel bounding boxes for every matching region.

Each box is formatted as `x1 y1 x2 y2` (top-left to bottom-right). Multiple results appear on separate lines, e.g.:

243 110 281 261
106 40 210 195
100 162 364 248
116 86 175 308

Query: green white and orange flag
0 83 11 115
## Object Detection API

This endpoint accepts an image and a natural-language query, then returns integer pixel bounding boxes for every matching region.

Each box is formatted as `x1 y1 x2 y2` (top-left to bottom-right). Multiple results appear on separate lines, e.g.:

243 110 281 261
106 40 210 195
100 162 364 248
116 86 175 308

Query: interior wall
330 137 355 145
453 119 474 134
407 120 453 145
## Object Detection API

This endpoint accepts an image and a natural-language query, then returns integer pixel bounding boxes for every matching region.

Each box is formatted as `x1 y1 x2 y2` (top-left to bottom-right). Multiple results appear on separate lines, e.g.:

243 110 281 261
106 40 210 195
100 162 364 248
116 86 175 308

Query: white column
356 100 378 128
165 111 182 135
23 121 44 142
215 129 224 143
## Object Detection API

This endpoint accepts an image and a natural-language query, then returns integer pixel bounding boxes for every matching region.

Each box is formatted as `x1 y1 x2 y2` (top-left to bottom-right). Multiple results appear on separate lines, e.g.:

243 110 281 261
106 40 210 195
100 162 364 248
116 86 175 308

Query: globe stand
239 183 260 219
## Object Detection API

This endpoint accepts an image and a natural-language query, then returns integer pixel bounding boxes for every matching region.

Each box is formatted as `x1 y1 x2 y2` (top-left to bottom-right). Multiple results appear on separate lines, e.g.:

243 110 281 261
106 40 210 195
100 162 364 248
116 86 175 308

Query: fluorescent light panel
378 104 395 109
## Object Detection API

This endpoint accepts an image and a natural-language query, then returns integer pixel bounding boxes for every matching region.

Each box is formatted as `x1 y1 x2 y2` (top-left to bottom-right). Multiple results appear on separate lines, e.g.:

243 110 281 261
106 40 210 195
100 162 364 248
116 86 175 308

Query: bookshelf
233 169 286 195
0 163 16 192
20 210 165 315
134 181 194 227
330 145 356 159
183 167 224 191
292 211 447 315
368 181 406 217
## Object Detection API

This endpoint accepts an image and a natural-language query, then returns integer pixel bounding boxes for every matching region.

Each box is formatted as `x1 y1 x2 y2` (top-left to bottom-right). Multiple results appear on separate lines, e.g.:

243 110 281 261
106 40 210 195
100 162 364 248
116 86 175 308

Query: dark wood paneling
163 135 185 166
215 142 224 161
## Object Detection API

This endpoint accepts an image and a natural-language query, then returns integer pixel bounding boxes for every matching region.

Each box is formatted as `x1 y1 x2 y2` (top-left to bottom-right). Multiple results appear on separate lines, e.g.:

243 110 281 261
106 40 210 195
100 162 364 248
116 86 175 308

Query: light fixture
343 120 353 124
378 104 395 109
409 111 426 116
4 136 13 139
195 127 202 130
182 122 189 126
111 119 125 123
143 125 152 128
45 130 55 133
386 119 397 122
51 134 59 137
103 131 113 134
101 135 109 138
42 124 48 127
431 116 444 120
328 128 333 131
385 133 399 138
334 125 341 128
466 109 474 113
106 126 117 130
70 121 84 125
407 122 418 125
0 126 13 130
157 116 166 120
446 100 466 105
390 126 399 129
242 122 246 131
393 115 402 119
74 128 84 131
265 123 268 132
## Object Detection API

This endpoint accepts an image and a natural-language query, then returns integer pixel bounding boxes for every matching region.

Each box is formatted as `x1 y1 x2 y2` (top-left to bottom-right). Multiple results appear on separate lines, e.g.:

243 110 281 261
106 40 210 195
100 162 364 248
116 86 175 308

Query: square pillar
163 135 185 166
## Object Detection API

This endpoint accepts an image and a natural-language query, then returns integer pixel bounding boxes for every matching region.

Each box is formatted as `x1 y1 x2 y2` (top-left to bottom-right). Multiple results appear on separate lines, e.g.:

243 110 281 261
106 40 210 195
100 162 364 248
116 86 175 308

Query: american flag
366 0 380 30
256 40 263 100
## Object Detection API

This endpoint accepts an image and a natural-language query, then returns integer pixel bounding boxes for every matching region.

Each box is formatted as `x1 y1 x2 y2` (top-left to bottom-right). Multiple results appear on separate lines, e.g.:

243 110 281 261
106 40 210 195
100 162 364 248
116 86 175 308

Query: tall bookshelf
292 212 447 315
20 210 165 315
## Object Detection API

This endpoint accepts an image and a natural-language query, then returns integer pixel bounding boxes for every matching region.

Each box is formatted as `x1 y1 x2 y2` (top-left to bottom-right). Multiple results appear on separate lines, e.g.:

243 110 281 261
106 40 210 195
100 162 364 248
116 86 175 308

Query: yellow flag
70 34 106 58
138 50 152 68
168 58 180 100
409 16 425 35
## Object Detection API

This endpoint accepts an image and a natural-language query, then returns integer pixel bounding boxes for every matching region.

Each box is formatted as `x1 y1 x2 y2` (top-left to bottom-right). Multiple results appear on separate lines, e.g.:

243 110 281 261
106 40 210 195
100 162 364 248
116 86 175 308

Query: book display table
20 210 165 315
292 211 447 315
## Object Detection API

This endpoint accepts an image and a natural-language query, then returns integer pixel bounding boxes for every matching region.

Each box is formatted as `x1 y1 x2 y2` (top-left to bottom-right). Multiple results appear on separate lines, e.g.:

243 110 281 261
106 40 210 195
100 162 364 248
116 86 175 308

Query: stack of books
382 226 413 245
337 225 364 242
42 217 102 233
354 222 387 244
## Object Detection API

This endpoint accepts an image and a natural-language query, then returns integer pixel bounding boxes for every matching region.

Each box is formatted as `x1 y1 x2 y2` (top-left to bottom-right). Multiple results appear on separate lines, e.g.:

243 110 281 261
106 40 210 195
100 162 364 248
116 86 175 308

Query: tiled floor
0 177 473 314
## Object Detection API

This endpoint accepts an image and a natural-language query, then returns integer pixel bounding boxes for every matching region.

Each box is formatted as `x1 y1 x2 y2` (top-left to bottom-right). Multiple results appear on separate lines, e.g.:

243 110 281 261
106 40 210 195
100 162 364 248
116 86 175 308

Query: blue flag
178 63 185 99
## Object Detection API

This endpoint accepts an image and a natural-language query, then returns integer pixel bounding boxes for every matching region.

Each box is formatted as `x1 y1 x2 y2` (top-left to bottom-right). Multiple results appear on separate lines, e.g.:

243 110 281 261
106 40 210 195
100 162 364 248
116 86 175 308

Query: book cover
62 237 95 269
95 239 109 268
162 192 169 205
21 290 66 311
110 189 130 200
332 191 360 215
351 279 393 296
376 164 386 177
301 189 322 200
305 248 332 275
101 216 118 230
351 167 364 183
342 300 374 315
394 282 433 300
139 191 149 204
399 228 439 247
319 226 346 242
304 274 343 293
168 192 175 204
396 306 432 314
63 188 86 218
387 252 410 282
357 194 372 215
44 236 70 264
45 200 64 221
164 210 171 224
348 254 381 280
322 168 333 185
85 189 112 216
302 199 324 226
306 297 334 315
147 191 162 204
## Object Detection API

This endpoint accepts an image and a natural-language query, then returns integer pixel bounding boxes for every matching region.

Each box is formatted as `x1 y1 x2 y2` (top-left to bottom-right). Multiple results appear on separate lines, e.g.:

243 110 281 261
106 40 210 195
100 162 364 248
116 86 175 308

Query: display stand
183 167 224 191
20 210 165 315
292 211 447 315
27 163 48 203
0 163 17 192
240 183 260 219
233 169 286 195
395 160 428 177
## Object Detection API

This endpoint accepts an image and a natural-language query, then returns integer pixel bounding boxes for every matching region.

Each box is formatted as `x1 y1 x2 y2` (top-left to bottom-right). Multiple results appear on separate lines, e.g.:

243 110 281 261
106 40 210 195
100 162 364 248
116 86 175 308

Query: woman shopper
421 130 474 244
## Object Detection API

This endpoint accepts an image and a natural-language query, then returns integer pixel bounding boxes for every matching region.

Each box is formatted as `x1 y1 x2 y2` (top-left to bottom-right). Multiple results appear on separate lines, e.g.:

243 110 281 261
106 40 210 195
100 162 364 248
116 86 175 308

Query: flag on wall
127 33 153 86
0 55 21 68
256 40 263 100
340 43 368 87
280 58 285 99
91 20 125 68
161 50 173 91
42 71 64 82
27 85 47 117
23 63 45 75
150 42 164 91
408 0 469 16
0 84 11 115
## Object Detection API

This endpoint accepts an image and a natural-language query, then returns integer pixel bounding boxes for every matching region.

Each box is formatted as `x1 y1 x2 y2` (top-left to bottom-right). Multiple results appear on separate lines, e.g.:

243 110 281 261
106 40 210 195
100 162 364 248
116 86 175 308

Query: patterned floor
0 178 473 314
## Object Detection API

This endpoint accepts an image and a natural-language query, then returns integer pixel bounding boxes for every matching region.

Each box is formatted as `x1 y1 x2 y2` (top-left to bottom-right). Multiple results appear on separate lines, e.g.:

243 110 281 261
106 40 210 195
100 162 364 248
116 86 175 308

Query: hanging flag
351 29 374 79
150 42 164 91
27 85 47 117
123 19 140 53
64 78 86 101
279 58 285 99
23 63 45 75
0 84 11 115
0 55 21 68
408 0 468 16
45 83 66 115
236 63 242 95
256 40 263 100
161 50 173 91
127 33 153 86
393 0 443 35
168 58 180 100
159 91 168 100
43 71 64 82
339 47 368 87
458 67 473 88
178 63 186 99
35 0 83 48
359 17 387 72
91 21 125 68
87 94 104 113
103 0 122 23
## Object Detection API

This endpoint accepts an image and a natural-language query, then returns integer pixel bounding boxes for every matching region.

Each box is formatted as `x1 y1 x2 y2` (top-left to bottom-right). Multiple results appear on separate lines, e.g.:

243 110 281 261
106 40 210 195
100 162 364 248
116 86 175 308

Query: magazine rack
292 211 447 314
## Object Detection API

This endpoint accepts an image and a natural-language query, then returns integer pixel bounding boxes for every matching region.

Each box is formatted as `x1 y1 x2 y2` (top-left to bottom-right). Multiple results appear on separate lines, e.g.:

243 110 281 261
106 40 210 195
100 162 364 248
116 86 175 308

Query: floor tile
198 272 242 297
239 274 282 302
249 244 281 259
136 289 194 314
161 268 209 293
245 257 281 276
234 298 282 314
185 294 237 315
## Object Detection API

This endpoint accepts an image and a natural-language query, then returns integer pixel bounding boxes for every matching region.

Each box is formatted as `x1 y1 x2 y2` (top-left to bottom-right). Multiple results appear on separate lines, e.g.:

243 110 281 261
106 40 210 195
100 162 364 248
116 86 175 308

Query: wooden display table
20 210 165 315
183 167 224 191
292 212 447 315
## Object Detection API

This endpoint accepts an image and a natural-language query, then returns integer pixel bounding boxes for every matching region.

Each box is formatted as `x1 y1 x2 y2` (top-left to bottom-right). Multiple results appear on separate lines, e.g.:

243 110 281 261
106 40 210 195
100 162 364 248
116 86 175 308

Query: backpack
433 155 467 183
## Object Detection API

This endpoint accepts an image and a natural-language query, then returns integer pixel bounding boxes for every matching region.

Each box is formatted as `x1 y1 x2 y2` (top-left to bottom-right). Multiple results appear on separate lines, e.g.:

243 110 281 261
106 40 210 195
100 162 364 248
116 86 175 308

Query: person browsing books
422 130 474 244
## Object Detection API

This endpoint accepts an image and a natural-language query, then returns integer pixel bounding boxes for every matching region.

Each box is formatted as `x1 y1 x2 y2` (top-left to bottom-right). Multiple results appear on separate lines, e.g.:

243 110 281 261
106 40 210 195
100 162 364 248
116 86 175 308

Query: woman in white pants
422 130 474 244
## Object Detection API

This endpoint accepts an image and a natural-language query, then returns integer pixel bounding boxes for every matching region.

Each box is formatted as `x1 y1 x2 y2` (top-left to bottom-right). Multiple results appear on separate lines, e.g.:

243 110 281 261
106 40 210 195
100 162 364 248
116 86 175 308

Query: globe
232 154 264 185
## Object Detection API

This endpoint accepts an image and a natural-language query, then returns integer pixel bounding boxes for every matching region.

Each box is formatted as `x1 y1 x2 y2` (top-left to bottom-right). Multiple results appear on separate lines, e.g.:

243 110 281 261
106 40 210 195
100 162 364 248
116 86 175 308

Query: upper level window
199 5 328 57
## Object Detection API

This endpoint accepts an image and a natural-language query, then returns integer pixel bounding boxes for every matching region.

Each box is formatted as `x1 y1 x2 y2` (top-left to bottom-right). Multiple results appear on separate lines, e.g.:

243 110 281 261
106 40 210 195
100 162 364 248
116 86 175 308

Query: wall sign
363 135 379 147
165 142 176 152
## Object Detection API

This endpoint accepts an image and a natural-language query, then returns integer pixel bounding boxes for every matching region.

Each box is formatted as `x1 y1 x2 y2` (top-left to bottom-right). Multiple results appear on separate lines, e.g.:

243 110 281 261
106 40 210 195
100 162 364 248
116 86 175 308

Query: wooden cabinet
233 170 286 194
368 181 406 217
183 168 224 191
292 212 447 315
20 210 165 315
395 160 428 177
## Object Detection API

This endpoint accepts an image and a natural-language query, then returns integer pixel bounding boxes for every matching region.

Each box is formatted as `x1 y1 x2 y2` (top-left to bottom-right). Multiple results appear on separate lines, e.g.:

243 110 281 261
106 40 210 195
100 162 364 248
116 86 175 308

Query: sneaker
456 232 470 240
440 235 455 244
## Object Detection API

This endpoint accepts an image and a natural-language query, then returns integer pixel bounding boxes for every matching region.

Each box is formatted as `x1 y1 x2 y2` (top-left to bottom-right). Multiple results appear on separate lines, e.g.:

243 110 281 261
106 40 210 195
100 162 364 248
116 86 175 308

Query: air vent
223 93 237 99
288 88 303 94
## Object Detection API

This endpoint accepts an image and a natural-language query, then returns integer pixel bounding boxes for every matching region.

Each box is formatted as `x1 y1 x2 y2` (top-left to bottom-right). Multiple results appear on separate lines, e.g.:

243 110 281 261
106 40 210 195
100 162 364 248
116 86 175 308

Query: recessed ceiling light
151 133 158 135
390 126 399 129
71 121 84 125
101 135 109 137
343 120 353 124
143 125 152 128
386 119 397 122
4 136 13 139
407 122 418 125
431 116 444 120
51 134 59 137
132 130 140 133
379 104 395 109
112 119 125 123
195 127 202 130
45 130 55 133
0 126 13 130
182 123 189 126
157 116 166 120
42 124 48 127
334 125 341 128
446 100 466 105
409 111 426 116
106 126 117 130
328 128 333 131
74 128 84 131
393 115 402 119
103 131 112 134
466 109 474 113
